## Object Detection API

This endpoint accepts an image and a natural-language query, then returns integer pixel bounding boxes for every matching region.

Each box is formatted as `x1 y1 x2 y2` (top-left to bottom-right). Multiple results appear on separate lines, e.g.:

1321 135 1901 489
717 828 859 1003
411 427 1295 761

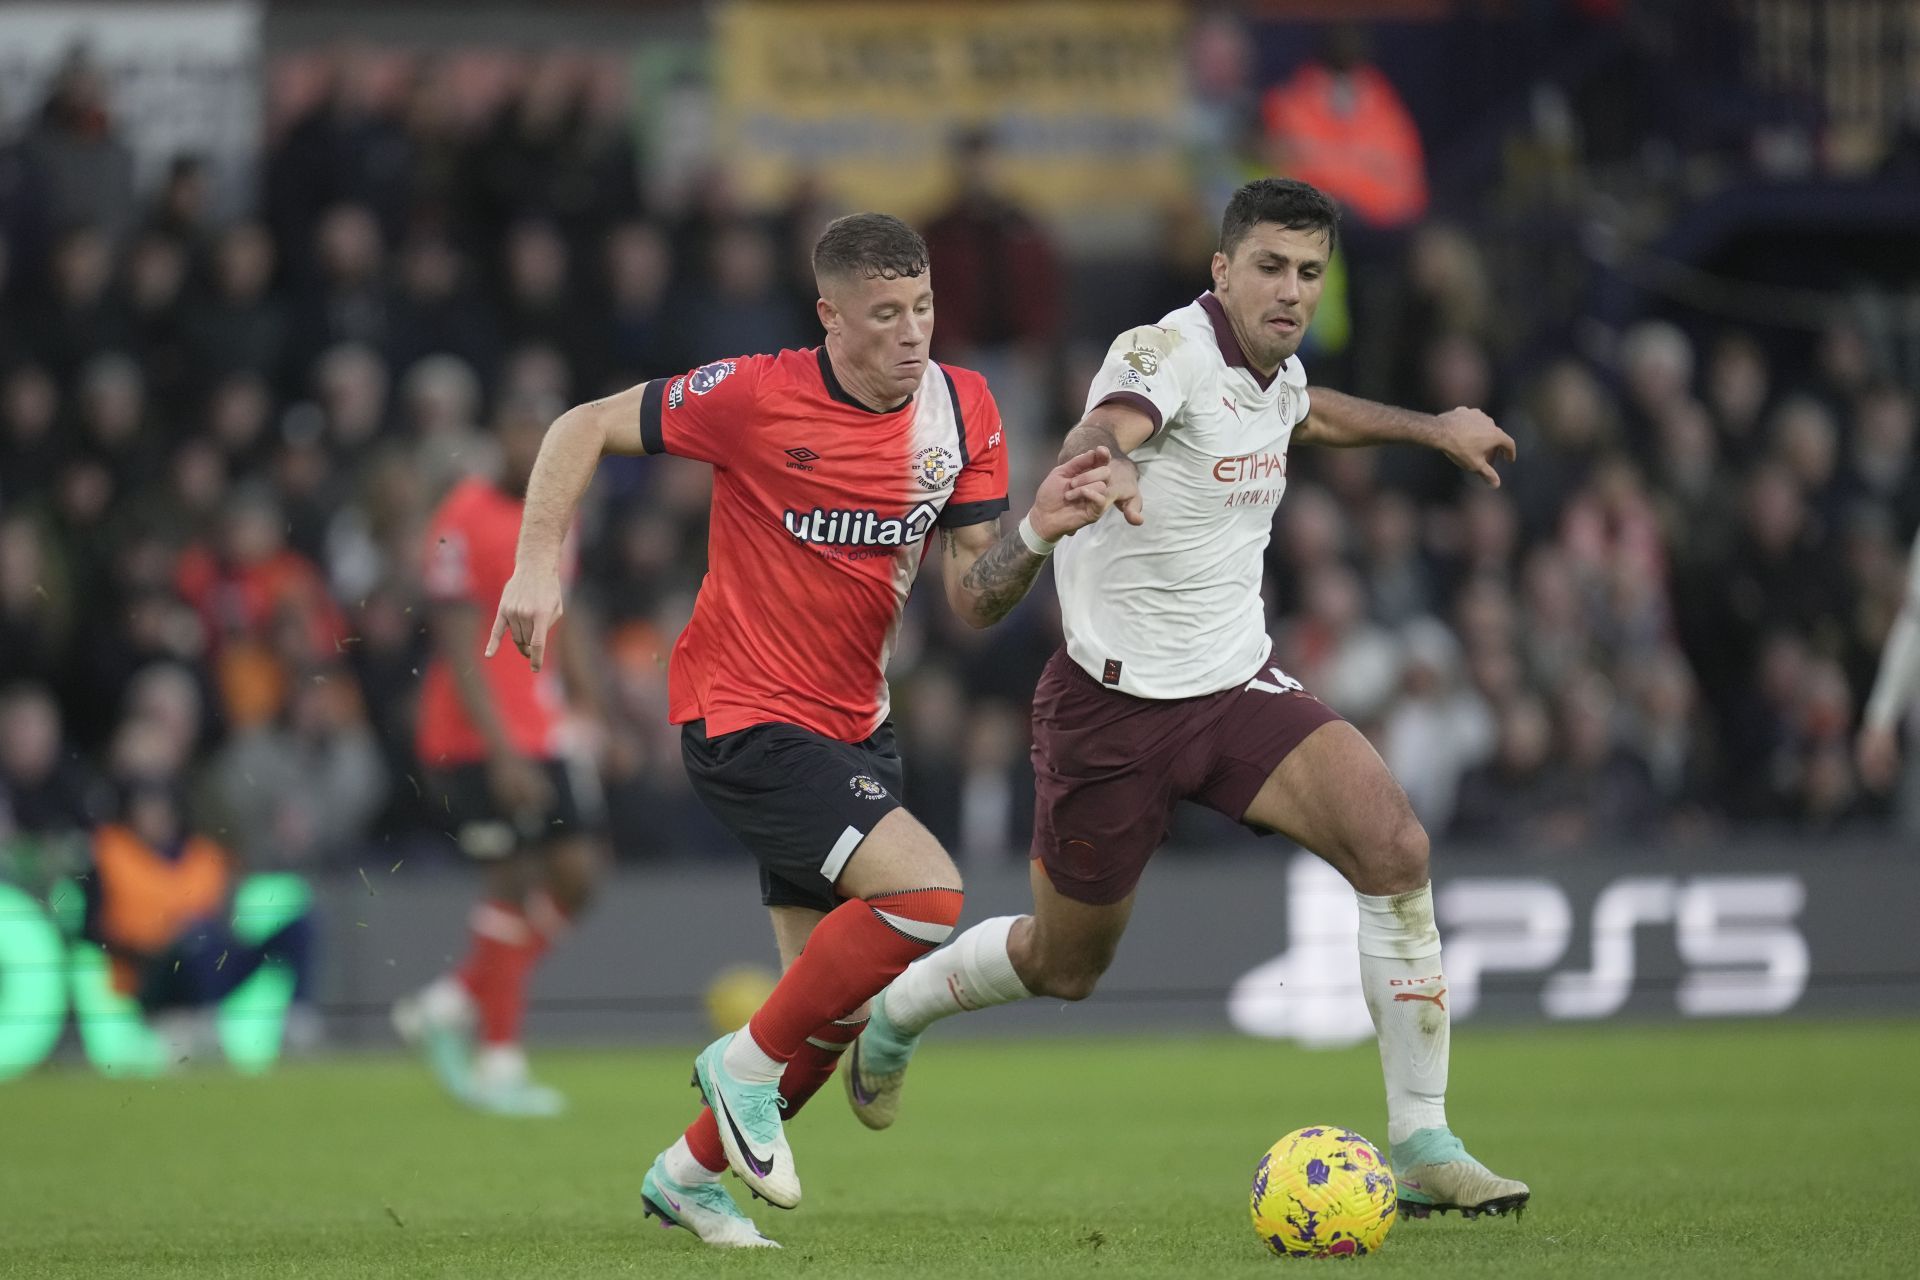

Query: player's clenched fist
487 569 565 671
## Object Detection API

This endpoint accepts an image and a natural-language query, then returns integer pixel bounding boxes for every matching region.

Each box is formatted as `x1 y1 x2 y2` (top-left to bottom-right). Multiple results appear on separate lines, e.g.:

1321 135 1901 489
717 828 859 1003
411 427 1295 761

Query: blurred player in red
488 213 1114 1246
392 394 613 1117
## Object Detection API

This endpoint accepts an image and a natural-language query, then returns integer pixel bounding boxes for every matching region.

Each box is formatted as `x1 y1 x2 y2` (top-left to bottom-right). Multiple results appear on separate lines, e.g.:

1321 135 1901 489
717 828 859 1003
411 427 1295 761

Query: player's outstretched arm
488 382 653 671
1297 387 1516 488
939 450 1114 628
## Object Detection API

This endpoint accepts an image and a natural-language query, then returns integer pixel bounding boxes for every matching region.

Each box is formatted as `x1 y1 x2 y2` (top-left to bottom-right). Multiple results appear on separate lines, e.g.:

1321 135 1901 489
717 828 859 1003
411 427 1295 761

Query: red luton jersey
416 477 573 765
641 347 1008 742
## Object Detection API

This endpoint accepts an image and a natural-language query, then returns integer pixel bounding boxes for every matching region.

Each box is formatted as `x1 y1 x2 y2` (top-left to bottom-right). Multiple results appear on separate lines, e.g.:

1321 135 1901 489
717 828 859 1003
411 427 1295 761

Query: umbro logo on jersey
784 501 939 548
785 446 819 472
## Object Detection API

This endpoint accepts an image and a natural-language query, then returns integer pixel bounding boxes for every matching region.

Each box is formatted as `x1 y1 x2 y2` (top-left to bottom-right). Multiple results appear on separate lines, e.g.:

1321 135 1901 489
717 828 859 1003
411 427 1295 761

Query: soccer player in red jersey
392 394 611 1117
488 214 1114 1246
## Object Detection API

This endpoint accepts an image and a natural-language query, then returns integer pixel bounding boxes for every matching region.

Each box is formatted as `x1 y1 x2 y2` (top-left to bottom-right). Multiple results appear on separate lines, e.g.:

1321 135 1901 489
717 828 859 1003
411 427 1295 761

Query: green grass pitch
3 1020 1914 1278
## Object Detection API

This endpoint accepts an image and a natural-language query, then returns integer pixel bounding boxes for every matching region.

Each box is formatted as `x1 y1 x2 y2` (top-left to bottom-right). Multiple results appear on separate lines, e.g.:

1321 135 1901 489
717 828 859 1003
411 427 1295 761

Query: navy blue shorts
681 719 905 912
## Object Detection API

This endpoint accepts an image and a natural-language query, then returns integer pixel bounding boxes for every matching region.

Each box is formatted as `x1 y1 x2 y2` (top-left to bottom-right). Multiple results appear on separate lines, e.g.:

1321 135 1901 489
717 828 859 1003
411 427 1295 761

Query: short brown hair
813 213 928 284
1220 178 1340 258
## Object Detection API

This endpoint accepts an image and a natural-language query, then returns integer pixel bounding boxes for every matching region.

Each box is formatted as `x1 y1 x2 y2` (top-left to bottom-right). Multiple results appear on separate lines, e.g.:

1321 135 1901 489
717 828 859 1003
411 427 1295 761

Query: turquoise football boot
1392 1127 1530 1218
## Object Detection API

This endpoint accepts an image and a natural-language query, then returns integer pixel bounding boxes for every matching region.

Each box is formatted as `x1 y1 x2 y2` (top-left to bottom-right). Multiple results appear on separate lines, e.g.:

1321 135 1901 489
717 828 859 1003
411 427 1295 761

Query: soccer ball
1250 1126 1398 1258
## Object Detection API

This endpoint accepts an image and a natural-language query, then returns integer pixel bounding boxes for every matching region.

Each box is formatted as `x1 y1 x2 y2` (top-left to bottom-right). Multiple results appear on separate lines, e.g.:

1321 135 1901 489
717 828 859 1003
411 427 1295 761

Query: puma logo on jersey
784 502 939 548
1222 395 1241 421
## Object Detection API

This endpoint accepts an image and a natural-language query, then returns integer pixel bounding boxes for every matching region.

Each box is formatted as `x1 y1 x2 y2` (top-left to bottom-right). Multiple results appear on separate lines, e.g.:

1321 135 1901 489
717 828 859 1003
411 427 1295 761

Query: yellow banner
716 0 1187 225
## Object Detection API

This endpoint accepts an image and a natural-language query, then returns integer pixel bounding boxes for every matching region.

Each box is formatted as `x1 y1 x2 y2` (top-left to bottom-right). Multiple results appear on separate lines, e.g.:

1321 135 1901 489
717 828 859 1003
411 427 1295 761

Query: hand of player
487 750 554 818
487 569 565 671
1099 448 1145 526
1856 723 1900 791
1435 408 1517 488
1030 446 1118 541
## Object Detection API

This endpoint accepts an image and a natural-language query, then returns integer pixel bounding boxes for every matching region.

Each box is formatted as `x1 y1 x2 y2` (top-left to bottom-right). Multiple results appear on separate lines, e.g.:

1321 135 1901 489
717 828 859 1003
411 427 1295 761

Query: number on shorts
1245 666 1304 696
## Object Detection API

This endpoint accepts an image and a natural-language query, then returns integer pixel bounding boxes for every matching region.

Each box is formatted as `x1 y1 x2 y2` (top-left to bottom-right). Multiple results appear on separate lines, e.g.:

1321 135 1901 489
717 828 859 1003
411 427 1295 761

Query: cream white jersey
1055 293 1311 699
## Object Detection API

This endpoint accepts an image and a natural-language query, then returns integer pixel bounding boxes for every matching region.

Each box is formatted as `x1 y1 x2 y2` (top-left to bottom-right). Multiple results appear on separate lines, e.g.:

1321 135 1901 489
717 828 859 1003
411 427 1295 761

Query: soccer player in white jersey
845 178 1531 1219
1857 526 1920 789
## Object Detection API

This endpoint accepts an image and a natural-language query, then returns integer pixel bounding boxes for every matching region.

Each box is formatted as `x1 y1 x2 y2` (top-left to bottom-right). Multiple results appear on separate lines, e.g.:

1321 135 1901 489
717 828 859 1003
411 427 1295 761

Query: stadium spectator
681 221 809 367
601 219 683 386
1451 693 1559 845
498 219 604 388
266 52 413 252
1 364 63 505
33 226 126 382
81 732 320 1061
289 204 392 371
19 51 137 245
0 515 68 690
387 232 499 384
0 683 107 834
1382 618 1495 833
190 223 289 388
920 127 1062 435
211 665 387 866
1260 25 1427 233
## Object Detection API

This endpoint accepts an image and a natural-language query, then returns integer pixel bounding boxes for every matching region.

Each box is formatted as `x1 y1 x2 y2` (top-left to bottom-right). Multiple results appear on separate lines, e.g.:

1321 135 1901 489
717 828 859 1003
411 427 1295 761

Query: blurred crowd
1 15 1914 877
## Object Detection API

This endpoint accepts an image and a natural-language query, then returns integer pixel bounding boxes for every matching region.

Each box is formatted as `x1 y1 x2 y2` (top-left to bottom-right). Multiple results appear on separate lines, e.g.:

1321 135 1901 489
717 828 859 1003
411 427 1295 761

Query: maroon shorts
1028 646 1344 905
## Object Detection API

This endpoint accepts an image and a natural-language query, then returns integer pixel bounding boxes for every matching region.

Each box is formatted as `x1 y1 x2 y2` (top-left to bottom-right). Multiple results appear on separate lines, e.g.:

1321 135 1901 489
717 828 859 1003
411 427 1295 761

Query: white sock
473 1043 528 1088
421 975 474 1025
883 915 1032 1037
723 1025 787 1083
663 1135 721 1185
1355 884 1450 1145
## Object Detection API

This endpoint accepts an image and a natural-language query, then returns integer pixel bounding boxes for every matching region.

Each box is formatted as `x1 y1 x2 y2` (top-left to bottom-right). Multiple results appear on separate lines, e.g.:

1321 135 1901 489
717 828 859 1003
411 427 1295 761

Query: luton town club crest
915 446 958 491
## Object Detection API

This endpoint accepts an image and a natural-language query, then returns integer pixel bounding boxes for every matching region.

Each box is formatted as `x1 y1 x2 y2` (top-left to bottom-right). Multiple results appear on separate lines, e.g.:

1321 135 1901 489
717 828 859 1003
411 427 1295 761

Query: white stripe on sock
870 908 954 945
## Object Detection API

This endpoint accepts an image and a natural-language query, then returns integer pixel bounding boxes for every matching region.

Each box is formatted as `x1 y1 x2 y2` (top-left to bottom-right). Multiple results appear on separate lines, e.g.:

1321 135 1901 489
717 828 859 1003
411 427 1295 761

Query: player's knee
1371 815 1429 895
1026 941 1112 1001
1032 959 1105 1001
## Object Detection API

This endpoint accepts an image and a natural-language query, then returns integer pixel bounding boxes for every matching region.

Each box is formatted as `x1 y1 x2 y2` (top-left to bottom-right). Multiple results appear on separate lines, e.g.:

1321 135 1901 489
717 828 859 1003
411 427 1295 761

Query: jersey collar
816 346 913 415
1197 292 1279 391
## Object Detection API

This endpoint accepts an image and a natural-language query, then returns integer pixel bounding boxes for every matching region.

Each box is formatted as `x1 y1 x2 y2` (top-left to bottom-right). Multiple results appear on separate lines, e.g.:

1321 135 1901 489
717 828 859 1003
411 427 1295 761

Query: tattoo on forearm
958 521 1047 623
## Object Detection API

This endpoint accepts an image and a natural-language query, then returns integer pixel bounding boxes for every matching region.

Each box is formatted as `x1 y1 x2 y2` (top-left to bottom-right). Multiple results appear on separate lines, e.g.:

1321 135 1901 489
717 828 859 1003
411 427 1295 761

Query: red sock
746 888 963 1061
779 1013 867 1119
685 1108 728 1172
681 1012 867 1168
455 892 571 1046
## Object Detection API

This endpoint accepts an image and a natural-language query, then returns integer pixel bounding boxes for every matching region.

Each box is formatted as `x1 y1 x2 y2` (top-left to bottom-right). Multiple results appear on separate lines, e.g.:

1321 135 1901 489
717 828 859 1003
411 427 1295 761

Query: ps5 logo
1229 857 1810 1045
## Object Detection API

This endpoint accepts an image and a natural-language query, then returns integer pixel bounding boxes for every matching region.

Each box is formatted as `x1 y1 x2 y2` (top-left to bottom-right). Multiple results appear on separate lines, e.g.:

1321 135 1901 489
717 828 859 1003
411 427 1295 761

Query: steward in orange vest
81 780 314 1012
